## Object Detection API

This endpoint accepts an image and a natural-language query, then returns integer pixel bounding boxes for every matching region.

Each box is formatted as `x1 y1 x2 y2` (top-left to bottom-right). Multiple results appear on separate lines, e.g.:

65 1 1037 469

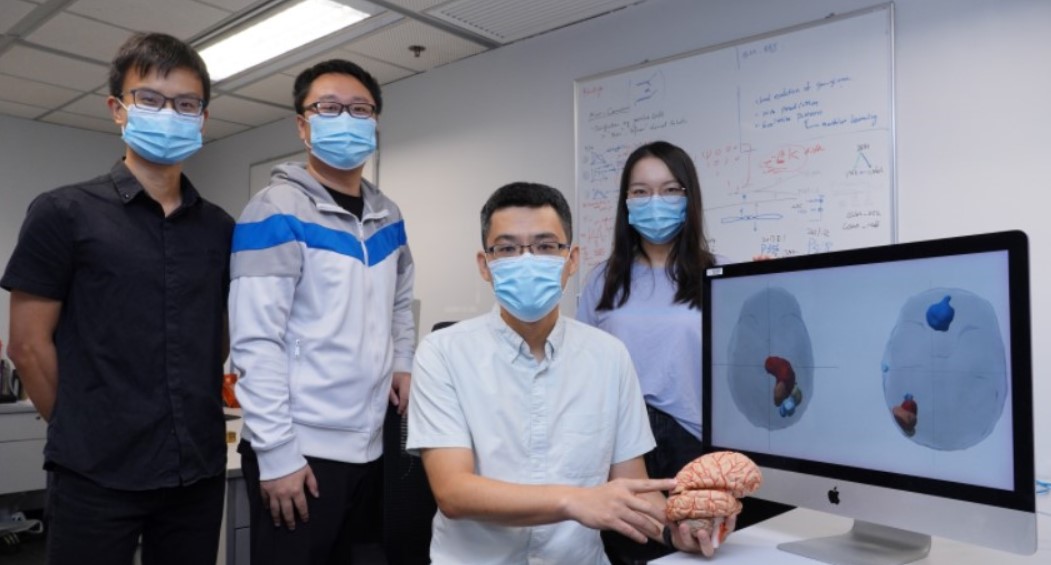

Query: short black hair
293 59 382 115
480 182 573 246
108 32 211 105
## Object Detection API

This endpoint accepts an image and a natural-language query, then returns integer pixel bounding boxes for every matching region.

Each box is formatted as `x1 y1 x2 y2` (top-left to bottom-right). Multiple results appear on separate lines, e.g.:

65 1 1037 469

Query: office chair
382 321 455 565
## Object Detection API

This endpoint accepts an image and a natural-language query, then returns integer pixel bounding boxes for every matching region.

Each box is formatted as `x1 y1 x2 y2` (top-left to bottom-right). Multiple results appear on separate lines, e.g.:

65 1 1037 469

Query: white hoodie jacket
230 163 415 480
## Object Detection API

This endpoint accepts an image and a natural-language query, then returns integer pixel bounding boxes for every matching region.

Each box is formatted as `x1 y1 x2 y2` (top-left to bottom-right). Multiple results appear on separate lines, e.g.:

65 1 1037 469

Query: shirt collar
109 159 200 209
486 305 566 363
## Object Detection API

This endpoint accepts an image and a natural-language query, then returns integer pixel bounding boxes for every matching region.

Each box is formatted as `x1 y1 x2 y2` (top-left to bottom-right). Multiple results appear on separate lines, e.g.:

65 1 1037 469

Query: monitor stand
777 520 932 565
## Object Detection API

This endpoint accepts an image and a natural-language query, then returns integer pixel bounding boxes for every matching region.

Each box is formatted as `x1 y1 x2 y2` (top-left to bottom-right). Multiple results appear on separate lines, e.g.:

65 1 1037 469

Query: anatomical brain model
666 451 762 547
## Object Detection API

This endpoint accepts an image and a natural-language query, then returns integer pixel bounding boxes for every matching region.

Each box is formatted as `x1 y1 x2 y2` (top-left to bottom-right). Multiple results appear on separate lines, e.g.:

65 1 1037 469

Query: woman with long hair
578 140 787 562
579 140 717 479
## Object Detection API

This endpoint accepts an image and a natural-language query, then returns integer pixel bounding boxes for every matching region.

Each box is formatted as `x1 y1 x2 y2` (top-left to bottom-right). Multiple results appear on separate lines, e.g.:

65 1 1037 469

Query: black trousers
45 467 224 565
239 440 383 565
603 406 794 564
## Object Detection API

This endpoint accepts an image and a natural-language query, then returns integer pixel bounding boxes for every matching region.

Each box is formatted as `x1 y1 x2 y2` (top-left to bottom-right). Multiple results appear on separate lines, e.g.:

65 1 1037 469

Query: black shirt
324 186 364 218
1 161 235 490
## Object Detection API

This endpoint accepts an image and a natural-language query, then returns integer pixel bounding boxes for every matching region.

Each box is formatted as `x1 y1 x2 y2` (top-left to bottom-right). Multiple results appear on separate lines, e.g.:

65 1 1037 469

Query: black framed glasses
123 88 206 116
484 241 570 260
306 101 376 119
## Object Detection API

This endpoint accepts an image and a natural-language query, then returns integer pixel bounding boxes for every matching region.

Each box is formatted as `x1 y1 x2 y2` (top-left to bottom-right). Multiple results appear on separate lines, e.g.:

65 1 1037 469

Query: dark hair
480 182 573 246
108 32 211 105
293 59 382 115
596 141 715 311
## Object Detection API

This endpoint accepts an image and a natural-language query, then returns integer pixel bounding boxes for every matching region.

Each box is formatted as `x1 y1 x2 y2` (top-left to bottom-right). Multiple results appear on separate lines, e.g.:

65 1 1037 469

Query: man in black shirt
1 32 233 565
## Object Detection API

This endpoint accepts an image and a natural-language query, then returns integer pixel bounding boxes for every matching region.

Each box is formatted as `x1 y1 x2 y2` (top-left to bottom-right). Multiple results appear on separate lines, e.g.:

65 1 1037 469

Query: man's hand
260 464 319 530
389 371 411 416
668 513 738 557
564 477 676 543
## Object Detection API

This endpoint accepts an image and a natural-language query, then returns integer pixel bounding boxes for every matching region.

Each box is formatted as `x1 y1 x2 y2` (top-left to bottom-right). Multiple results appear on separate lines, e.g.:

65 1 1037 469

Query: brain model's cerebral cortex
882 288 1007 450
728 287 814 429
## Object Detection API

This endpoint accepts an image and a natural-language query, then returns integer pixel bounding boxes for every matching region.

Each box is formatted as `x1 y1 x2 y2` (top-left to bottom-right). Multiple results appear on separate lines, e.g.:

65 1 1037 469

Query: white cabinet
0 401 47 495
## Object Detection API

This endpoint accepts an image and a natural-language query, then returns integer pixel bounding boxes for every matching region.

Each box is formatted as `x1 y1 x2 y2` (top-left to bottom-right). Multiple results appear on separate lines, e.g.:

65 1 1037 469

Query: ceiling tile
26 12 135 64
381 0 450 12
0 99 48 119
41 111 120 134
60 94 113 121
203 117 251 140
343 19 486 72
336 52 416 85
280 50 415 86
230 73 295 108
426 0 639 43
67 0 230 40
0 45 109 90
278 48 364 78
193 0 257 11
0 73 82 107
0 0 36 34
207 95 287 126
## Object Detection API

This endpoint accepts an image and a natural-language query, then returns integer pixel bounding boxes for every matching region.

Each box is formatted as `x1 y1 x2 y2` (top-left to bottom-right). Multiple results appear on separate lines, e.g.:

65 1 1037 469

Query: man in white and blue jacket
229 59 415 565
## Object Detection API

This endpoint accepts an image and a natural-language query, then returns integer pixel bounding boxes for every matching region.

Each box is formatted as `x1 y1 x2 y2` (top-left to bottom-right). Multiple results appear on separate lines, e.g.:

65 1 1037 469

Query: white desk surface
654 494 1051 564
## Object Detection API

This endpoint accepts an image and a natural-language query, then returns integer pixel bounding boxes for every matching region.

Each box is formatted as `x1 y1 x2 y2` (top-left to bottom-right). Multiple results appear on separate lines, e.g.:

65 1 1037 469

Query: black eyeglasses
306 101 376 119
122 88 206 116
484 241 570 260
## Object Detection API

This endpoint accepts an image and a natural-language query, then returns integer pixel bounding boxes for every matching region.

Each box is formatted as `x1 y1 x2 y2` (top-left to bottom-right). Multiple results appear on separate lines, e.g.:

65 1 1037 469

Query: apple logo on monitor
827 487 840 505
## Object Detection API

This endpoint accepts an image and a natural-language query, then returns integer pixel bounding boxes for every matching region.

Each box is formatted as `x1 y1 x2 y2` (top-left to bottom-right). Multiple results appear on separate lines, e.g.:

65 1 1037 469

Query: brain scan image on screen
727 287 814 429
881 288 1007 450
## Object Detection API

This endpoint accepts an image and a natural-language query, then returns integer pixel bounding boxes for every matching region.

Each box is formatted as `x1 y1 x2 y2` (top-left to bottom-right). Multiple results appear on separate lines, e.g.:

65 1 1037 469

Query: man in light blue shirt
407 182 718 563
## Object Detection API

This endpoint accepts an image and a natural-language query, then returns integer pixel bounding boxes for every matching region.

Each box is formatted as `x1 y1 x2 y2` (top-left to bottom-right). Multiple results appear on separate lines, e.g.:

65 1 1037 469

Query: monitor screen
703 230 1036 564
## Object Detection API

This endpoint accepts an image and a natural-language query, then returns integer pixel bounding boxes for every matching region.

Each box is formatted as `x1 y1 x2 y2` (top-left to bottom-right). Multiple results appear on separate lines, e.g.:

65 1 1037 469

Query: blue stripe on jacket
232 214 405 266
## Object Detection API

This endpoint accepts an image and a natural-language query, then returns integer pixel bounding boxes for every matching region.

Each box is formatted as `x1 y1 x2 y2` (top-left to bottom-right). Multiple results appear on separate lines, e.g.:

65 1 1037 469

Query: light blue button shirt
407 308 656 565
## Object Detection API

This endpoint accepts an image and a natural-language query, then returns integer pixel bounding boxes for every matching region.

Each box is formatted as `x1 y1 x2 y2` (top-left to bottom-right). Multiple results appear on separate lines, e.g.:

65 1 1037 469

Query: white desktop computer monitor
703 230 1036 564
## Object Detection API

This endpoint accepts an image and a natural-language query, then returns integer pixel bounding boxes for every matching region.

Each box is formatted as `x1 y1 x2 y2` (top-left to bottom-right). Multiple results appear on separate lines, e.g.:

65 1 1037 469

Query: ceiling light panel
200 0 372 81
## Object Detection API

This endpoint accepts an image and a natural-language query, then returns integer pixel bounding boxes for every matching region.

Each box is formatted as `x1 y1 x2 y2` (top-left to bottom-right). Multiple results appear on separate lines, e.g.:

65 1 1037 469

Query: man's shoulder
238 181 315 223
42 173 115 203
421 314 489 348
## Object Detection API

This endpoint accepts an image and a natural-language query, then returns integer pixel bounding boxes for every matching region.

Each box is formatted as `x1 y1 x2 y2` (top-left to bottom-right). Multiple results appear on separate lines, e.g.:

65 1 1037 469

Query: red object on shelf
222 373 240 408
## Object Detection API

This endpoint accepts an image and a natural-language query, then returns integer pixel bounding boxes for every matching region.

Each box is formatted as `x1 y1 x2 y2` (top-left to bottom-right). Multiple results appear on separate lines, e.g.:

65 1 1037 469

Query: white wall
0 115 123 350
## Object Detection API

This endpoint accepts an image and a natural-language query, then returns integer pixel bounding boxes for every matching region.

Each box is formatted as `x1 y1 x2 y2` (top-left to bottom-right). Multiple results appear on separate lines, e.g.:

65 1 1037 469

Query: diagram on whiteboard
575 6 894 276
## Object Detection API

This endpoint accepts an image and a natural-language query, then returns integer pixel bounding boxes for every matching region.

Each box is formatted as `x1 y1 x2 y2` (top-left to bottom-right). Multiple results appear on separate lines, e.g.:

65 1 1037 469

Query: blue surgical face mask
308 113 377 170
121 103 203 165
488 254 566 323
626 195 688 244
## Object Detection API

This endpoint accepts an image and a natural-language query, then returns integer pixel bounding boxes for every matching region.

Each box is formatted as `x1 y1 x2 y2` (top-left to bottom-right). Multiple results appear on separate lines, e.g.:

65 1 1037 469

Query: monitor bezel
702 229 1034 514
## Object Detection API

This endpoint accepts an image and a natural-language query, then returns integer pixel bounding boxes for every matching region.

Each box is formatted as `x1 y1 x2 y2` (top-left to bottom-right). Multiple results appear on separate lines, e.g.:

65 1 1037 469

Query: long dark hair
596 141 715 311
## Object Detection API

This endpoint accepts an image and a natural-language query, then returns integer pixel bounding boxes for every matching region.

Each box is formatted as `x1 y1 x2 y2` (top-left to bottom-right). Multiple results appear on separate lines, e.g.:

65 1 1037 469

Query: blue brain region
882 288 1007 450
727 287 814 430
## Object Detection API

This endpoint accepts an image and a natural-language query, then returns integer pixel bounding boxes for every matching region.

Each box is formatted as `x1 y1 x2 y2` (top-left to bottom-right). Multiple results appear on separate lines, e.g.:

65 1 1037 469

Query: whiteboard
574 4 895 276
